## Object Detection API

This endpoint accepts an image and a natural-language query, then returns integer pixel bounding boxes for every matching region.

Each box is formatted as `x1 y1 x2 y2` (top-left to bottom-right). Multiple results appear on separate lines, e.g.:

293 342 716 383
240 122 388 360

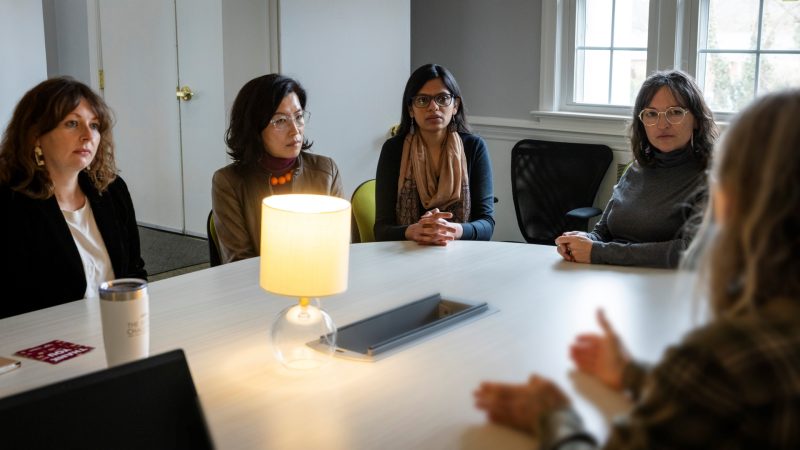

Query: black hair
225 74 312 165
395 64 471 139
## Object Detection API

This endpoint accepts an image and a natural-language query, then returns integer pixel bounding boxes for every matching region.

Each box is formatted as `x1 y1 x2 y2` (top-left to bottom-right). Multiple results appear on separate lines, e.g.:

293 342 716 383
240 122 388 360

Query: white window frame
695 0 800 119
539 0 701 119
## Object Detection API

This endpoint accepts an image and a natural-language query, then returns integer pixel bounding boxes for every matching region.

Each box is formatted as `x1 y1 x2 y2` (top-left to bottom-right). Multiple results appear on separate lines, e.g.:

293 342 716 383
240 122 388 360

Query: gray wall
411 0 541 120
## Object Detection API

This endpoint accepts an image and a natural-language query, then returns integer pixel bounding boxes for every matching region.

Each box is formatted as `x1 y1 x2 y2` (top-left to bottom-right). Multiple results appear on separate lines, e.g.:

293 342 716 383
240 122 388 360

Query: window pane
583 0 613 47
575 50 610 104
702 53 756 112
759 54 800 94
613 0 649 47
761 0 800 50
610 50 647 105
706 0 759 50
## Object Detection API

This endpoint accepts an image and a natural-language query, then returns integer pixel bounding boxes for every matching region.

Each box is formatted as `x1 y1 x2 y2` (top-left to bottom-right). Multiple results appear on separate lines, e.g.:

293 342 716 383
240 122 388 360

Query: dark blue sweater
374 132 495 241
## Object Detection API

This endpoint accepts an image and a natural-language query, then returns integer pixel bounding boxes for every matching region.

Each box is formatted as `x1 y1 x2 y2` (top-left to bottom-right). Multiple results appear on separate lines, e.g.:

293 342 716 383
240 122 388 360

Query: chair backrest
351 179 376 243
207 210 222 266
511 139 613 245
0 349 214 450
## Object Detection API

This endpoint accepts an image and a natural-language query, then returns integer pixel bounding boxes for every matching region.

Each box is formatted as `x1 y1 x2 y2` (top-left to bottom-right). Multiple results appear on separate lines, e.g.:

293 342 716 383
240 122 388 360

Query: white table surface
0 241 699 449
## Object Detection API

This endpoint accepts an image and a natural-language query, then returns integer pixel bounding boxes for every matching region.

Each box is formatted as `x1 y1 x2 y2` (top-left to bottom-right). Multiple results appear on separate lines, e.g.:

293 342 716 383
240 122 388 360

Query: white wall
0 0 48 128
42 0 92 85
221 0 271 120
279 0 410 197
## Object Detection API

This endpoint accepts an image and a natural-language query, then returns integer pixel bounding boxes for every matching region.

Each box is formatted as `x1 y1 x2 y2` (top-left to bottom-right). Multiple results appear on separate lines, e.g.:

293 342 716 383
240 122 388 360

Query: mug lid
99 278 148 301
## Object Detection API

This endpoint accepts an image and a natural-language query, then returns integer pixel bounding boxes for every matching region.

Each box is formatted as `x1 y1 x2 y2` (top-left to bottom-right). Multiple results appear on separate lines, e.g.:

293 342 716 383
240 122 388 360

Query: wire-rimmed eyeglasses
269 111 310 131
411 93 456 108
638 107 689 126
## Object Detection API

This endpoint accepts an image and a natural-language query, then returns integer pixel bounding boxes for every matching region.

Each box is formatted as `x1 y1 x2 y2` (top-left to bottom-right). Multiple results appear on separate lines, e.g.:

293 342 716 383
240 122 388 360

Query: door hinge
98 69 105 91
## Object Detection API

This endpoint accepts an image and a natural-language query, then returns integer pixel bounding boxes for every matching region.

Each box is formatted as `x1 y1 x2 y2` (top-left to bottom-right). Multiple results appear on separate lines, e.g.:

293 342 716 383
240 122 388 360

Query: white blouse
62 200 115 299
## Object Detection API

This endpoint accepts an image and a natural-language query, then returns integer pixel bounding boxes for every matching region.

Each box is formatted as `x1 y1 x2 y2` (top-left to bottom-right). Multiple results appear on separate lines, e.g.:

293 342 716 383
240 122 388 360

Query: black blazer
0 173 146 318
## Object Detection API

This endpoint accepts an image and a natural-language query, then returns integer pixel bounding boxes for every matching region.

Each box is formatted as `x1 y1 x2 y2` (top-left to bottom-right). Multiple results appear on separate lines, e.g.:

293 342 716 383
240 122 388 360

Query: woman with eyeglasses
556 70 718 268
476 89 800 449
0 77 146 318
374 64 494 244
212 74 343 263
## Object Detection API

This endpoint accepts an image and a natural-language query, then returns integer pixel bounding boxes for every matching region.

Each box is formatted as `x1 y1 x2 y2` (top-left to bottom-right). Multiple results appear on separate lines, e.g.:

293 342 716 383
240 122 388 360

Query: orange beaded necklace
270 170 293 186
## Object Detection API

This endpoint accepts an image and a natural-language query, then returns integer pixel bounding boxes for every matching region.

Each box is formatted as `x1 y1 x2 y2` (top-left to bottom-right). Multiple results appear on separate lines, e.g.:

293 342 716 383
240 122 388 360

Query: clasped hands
555 231 593 263
474 309 630 436
404 208 463 246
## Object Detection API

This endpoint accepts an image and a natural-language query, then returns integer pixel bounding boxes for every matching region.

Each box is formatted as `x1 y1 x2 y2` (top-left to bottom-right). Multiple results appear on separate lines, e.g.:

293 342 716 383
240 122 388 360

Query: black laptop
0 349 214 450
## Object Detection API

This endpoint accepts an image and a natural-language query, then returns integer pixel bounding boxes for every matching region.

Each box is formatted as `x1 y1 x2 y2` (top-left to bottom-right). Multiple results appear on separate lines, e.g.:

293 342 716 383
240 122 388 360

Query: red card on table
15 340 94 365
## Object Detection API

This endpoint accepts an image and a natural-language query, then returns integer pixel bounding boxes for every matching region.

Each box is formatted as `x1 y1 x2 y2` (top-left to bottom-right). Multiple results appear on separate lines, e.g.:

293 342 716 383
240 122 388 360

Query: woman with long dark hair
212 74 343 263
374 64 494 245
556 70 718 268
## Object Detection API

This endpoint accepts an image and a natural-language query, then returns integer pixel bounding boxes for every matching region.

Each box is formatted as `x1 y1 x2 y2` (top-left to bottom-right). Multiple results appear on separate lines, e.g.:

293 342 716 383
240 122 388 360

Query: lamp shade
260 194 351 297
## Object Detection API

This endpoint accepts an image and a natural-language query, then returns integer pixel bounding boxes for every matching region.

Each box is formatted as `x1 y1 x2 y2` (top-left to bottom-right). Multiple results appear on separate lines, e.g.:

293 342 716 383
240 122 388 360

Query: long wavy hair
225 74 312 167
0 77 117 198
685 89 800 319
629 70 718 169
394 64 471 139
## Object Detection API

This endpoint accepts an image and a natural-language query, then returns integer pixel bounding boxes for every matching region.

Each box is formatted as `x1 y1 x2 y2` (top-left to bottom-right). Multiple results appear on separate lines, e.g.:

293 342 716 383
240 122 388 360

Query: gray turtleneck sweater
588 147 706 268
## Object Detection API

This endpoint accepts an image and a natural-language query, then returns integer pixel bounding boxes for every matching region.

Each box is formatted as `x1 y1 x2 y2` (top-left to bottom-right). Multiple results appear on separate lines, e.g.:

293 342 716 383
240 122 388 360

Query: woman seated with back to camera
374 64 494 245
556 70 718 268
212 74 343 263
0 77 146 319
476 89 800 449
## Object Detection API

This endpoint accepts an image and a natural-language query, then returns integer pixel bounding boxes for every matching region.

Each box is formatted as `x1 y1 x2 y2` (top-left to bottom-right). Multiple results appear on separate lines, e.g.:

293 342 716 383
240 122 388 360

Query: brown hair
629 70 718 169
0 77 117 198
689 89 800 318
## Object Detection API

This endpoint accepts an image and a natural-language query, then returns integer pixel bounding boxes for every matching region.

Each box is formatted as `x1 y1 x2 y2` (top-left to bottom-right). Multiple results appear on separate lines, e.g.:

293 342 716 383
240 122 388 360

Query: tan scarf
396 132 470 225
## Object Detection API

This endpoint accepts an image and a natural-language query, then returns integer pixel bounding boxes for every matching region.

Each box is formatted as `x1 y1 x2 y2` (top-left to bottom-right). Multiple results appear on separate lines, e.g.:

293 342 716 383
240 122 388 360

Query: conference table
0 241 698 449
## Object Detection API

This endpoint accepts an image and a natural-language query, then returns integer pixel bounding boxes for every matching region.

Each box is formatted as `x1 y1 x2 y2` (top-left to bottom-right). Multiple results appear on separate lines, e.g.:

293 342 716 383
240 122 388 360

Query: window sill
468 112 632 138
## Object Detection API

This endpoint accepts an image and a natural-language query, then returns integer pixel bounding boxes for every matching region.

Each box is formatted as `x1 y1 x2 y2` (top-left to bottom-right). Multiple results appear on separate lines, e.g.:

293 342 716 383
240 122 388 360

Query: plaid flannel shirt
545 310 800 450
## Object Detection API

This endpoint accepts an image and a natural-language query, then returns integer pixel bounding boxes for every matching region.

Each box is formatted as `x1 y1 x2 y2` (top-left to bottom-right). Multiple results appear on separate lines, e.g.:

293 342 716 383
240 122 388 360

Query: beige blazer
211 152 344 263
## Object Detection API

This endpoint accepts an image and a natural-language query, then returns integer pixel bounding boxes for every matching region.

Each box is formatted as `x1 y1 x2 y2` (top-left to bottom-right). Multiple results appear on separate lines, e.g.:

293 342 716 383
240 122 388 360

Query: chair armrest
566 207 602 220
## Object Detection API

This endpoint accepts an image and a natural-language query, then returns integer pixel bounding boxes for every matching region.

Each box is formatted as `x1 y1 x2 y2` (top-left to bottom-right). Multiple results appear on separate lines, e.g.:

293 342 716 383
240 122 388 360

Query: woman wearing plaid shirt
475 89 800 449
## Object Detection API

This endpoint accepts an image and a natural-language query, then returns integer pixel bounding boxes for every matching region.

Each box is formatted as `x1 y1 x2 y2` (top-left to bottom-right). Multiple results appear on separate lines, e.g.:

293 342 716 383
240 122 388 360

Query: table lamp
260 194 351 370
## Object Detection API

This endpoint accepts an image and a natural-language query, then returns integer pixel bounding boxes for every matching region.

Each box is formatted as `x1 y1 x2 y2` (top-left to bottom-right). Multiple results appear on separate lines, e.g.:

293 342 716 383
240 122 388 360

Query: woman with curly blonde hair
476 89 800 449
0 77 146 318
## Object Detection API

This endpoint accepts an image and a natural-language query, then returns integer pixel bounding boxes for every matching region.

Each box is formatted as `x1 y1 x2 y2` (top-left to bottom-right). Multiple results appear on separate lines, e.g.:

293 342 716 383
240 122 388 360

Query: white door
99 0 184 232
99 0 229 236
175 0 227 236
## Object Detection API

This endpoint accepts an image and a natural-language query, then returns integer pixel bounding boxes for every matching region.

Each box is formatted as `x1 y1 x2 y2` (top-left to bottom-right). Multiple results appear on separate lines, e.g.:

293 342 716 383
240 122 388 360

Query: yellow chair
351 179 376 243
207 210 222 266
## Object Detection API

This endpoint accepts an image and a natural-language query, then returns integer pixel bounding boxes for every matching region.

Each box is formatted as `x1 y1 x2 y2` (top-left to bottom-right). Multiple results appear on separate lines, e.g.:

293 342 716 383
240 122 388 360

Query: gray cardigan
589 147 706 268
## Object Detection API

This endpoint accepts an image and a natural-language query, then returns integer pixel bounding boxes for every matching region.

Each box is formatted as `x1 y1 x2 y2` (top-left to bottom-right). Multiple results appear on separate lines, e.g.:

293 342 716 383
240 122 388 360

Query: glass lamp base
270 297 337 370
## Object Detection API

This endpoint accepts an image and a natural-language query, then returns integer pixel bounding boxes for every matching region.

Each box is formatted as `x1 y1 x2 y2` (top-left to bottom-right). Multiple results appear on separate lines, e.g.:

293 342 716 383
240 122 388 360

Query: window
573 0 650 106
697 0 800 112
544 0 800 116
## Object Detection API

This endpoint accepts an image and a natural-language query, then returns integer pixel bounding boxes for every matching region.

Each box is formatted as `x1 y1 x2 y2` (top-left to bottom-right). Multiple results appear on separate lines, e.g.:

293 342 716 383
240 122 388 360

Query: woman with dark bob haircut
374 64 494 244
212 74 343 263
0 77 146 318
476 89 800 450
556 70 718 268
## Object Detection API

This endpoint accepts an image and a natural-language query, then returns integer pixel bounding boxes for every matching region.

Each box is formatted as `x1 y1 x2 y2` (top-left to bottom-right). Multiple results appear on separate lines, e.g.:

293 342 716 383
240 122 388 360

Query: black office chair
511 139 613 245
0 349 214 450
207 210 222 267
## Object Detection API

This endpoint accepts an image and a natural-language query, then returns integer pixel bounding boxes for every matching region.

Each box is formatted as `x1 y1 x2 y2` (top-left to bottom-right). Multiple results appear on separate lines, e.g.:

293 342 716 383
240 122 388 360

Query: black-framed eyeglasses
638 107 688 126
411 93 456 108
269 111 310 131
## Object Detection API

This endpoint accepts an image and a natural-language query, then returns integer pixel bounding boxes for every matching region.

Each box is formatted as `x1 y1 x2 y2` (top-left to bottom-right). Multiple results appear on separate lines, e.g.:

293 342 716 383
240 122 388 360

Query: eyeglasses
638 107 689 126
269 111 310 131
411 93 456 108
